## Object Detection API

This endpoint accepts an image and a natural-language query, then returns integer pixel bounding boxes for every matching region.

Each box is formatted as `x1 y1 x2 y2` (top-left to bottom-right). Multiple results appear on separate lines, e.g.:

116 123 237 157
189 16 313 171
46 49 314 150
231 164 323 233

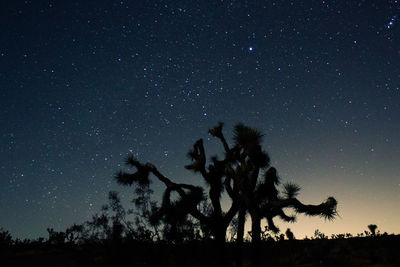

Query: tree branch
209 122 230 153
267 197 338 220
223 201 239 227
185 139 209 180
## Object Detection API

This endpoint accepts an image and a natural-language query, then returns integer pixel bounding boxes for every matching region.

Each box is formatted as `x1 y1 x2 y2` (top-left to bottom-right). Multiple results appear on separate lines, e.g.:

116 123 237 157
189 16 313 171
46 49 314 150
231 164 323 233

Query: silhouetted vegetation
1 223 400 266
368 224 378 236
0 227 12 248
115 122 338 245
285 228 295 240
3 123 400 266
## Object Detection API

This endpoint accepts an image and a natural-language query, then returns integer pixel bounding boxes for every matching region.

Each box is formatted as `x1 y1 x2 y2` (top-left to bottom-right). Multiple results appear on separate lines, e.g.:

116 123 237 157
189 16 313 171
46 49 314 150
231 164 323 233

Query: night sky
1 0 399 240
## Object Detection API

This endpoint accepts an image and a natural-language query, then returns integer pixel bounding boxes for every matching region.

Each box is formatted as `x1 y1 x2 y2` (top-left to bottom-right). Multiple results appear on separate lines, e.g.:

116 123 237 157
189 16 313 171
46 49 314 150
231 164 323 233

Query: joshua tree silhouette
368 224 378 236
116 122 337 244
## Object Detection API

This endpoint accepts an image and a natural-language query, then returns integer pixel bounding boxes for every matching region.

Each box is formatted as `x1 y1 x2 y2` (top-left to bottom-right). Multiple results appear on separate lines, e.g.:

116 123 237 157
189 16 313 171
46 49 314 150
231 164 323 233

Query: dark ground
2 235 400 266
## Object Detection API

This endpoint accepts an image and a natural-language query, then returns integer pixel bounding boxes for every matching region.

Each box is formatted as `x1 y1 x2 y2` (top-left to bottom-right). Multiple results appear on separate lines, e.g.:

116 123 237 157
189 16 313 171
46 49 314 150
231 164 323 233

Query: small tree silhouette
47 228 66 245
116 122 337 243
65 224 85 243
313 229 328 239
368 224 378 236
0 227 12 247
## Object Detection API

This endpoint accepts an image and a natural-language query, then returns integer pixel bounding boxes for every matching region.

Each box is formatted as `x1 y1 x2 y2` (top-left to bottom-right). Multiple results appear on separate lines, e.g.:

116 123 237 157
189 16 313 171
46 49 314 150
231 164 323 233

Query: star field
0 0 399 239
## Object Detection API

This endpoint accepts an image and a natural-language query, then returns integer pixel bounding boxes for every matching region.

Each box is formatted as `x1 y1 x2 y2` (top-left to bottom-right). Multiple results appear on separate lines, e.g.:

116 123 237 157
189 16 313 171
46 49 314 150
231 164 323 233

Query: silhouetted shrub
47 228 66 245
0 227 12 247
286 228 295 240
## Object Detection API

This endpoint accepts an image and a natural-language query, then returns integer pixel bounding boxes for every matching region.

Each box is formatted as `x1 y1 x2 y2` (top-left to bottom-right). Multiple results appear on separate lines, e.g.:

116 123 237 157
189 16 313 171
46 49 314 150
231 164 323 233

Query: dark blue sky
1 0 399 239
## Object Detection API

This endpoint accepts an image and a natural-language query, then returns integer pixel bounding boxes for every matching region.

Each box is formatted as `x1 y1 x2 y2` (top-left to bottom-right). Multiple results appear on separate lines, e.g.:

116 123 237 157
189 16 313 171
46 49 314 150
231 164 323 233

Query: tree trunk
235 208 246 267
214 225 226 244
237 208 246 244
250 211 261 244
249 210 262 267
213 223 229 267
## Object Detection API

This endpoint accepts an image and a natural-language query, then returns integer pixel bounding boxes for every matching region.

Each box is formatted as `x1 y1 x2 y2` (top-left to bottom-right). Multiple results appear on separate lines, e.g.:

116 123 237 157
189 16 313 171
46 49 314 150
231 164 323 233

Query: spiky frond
115 157 151 186
319 197 338 220
282 182 301 199
125 155 140 167
184 139 206 173
115 171 135 185
278 210 296 223
295 196 338 220
184 161 202 173
208 122 224 138
233 123 264 148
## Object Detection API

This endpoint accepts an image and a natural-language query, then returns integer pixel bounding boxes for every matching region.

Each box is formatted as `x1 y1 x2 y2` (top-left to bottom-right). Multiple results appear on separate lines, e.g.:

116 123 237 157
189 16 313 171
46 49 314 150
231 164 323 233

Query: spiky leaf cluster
297 197 338 220
232 124 270 168
208 122 224 139
115 155 150 186
282 182 301 199
233 123 264 148
184 139 206 173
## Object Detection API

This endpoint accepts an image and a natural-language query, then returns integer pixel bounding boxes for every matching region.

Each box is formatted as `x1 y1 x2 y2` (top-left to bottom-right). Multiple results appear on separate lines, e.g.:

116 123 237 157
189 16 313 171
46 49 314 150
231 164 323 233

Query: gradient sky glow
1 0 399 240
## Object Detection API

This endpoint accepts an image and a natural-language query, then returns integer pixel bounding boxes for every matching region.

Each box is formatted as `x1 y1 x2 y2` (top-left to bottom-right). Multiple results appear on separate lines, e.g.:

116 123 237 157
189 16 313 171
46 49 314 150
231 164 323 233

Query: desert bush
0 227 12 247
